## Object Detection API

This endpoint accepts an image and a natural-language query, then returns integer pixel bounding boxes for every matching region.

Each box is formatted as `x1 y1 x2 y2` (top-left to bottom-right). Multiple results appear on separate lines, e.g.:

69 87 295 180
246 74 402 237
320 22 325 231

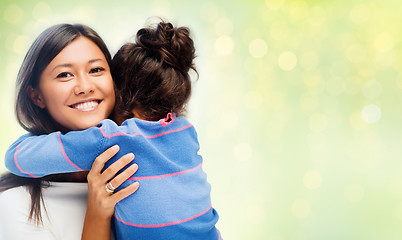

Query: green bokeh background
1 0 402 239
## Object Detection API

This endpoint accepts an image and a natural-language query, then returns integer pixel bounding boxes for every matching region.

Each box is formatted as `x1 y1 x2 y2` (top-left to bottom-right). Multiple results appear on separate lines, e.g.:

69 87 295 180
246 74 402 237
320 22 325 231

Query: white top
0 182 89 240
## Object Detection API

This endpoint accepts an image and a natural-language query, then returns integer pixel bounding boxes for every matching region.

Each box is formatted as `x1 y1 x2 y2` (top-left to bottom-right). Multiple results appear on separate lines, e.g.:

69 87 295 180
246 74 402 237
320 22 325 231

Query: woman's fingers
86 146 139 222
105 161 139 205
108 163 138 191
91 145 120 174
101 153 135 182
111 182 140 204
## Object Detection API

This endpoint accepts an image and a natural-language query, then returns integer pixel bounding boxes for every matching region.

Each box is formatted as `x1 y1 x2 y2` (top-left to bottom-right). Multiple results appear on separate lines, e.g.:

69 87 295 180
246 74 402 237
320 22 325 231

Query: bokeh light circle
249 39 267 59
361 104 381 124
278 51 297 71
214 35 234 55
303 170 323 189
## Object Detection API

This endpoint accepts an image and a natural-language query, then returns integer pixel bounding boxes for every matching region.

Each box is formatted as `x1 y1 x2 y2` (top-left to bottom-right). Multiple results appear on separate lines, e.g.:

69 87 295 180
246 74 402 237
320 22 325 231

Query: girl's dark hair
0 23 112 224
111 21 197 121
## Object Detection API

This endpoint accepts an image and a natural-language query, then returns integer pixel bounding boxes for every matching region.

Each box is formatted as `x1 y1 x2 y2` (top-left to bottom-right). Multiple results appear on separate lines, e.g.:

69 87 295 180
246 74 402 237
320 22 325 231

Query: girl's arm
5 125 107 178
82 145 139 240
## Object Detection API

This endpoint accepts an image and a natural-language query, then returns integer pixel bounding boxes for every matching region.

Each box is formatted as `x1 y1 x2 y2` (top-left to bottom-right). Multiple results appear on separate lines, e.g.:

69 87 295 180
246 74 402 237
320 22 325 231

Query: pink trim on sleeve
14 144 37 178
57 132 84 171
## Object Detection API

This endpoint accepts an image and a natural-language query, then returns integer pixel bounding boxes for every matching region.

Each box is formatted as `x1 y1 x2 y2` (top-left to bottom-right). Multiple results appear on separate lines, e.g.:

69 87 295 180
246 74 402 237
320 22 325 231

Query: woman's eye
89 67 105 74
56 72 72 78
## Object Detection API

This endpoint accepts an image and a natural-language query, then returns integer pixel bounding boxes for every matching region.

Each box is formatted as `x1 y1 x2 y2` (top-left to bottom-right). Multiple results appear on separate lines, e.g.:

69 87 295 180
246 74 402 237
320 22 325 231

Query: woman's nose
74 74 94 95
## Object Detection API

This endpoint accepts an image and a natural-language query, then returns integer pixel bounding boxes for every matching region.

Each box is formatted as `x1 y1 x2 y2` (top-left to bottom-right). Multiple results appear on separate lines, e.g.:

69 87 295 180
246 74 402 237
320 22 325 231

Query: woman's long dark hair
0 23 112 224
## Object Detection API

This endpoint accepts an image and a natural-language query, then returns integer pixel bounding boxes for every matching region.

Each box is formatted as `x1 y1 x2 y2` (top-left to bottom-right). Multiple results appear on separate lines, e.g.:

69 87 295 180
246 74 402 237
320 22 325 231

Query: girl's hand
82 145 139 240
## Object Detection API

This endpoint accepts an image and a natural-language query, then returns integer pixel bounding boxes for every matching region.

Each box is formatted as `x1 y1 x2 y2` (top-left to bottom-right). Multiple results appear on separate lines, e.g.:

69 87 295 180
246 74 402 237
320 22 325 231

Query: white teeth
72 101 99 111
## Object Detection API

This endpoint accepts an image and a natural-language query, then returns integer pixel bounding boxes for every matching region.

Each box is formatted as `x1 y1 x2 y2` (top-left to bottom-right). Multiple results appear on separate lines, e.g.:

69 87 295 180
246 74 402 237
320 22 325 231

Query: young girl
5 22 221 239
0 23 139 240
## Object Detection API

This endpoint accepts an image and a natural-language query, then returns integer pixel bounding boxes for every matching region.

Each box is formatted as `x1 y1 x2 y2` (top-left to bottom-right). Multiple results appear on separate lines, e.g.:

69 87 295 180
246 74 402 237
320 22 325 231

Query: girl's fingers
111 182 140 204
101 152 135 181
108 163 138 190
91 145 120 174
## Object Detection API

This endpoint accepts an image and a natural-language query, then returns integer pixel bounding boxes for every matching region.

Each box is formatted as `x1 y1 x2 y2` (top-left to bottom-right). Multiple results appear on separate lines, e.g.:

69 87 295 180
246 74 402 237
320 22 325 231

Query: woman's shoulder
0 186 51 239
0 186 34 223
0 183 89 240
0 185 31 208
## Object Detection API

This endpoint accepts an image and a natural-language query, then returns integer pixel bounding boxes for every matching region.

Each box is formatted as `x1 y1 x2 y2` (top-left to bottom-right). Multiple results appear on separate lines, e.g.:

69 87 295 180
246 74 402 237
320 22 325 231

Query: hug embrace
0 18 221 240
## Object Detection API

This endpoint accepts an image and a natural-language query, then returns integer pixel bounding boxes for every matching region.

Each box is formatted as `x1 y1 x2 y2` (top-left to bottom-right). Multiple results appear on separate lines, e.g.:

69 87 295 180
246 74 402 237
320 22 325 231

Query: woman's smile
69 99 102 112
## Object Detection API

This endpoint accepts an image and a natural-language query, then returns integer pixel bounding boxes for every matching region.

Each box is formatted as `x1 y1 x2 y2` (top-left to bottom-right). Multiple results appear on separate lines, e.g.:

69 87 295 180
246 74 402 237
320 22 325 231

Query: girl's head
111 21 197 121
16 24 115 134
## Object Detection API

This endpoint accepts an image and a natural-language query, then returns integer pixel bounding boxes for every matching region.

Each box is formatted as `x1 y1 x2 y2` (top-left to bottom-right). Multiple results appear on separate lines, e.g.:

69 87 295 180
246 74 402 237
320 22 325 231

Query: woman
0 24 138 240
4 21 221 239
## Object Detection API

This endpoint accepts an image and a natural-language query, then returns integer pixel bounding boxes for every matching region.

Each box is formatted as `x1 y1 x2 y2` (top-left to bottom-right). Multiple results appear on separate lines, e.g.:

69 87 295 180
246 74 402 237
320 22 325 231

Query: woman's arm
82 145 139 240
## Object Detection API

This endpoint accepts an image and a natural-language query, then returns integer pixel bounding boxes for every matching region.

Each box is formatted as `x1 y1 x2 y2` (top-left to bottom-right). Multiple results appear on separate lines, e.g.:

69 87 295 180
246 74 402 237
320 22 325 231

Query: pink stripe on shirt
57 132 84 171
114 205 212 228
128 163 203 180
14 144 37 178
99 124 193 139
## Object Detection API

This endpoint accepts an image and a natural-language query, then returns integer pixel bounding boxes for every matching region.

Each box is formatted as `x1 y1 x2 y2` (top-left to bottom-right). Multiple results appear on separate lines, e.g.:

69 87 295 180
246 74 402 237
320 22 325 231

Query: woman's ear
28 86 46 109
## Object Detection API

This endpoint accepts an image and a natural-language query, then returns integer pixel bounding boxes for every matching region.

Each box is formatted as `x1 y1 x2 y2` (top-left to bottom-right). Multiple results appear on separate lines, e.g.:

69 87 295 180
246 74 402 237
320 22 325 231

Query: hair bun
112 20 197 121
136 21 195 74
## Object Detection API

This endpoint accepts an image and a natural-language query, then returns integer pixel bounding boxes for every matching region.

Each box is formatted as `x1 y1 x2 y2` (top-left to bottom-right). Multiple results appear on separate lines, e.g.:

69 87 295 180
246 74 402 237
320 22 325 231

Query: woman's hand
86 145 139 219
82 145 139 240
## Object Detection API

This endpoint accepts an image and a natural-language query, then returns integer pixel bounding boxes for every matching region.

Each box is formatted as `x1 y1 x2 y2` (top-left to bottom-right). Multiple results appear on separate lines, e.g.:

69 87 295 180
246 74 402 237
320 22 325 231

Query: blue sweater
5 114 220 239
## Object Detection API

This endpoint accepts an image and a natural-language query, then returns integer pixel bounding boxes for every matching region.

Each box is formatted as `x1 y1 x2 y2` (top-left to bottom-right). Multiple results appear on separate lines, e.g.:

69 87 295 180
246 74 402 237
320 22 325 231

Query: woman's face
32 36 115 131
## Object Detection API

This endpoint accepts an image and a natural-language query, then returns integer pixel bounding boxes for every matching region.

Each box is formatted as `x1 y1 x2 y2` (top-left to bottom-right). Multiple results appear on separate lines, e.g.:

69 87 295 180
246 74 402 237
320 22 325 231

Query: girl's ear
28 86 46 109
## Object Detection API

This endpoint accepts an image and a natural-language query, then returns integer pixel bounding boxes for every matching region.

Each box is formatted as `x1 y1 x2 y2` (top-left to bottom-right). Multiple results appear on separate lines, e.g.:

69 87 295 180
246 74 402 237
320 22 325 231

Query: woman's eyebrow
88 58 105 64
51 59 106 72
51 63 72 72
